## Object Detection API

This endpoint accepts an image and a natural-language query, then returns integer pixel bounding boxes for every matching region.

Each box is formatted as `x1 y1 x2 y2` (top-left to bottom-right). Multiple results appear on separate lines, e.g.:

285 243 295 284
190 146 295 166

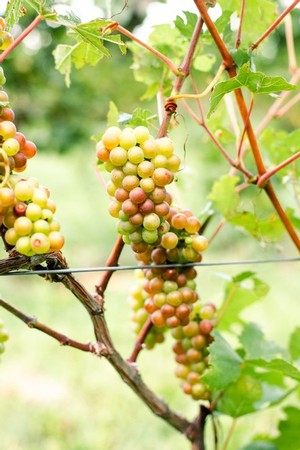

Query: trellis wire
1 257 299 277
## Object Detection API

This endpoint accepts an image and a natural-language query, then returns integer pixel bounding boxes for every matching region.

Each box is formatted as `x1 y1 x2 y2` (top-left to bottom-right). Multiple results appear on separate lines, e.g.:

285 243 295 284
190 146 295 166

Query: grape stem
0 15 42 63
234 0 246 49
103 22 180 76
95 235 124 296
168 63 226 101
250 0 300 51
0 297 101 353
257 151 300 188
127 317 153 363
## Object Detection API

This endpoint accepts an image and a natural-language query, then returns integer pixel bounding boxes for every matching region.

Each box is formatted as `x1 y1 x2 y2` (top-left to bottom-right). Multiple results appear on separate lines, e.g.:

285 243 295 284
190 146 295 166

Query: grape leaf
201 330 243 389
174 11 199 39
247 359 300 382
217 373 263 417
127 108 158 128
271 406 300 450
259 128 300 180
289 327 300 361
53 42 104 87
240 323 289 362
217 272 269 332
4 0 23 30
106 101 119 128
208 63 297 117
228 211 285 242
207 174 240 216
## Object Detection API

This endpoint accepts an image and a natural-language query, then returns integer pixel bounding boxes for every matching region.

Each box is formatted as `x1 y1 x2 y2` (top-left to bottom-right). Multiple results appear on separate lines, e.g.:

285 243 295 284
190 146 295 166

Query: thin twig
220 419 237 450
104 22 180 75
234 0 246 49
0 297 100 354
250 0 300 51
257 151 300 188
237 95 254 162
127 317 153 363
0 15 42 63
95 235 125 296
276 91 300 118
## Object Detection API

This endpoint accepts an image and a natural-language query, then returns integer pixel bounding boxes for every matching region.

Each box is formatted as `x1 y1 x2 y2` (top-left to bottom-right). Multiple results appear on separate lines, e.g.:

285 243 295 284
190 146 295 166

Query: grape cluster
96 125 181 252
171 301 216 400
132 208 208 329
0 18 13 52
1 175 64 256
128 269 166 349
0 318 9 355
0 72 37 176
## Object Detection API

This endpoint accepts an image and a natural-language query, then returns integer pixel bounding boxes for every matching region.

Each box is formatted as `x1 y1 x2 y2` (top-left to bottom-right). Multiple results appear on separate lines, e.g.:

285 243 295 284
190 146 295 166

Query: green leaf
53 41 104 87
248 359 300 382
174 11 198 39
207 174 240 217
217 373 263 417
208 63 297 117
259 128 300 180
231 49 253 68
106 101 119 128
272 406 300 450
5 0 23 29
240 323 289 362
202 330 243 389
228 211 285 243
217 273 269 332
289 327 300 361
127 108 158 128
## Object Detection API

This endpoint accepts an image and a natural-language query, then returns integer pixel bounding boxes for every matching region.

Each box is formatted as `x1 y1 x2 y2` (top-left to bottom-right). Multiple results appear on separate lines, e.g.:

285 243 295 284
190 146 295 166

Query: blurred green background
0 1 299 449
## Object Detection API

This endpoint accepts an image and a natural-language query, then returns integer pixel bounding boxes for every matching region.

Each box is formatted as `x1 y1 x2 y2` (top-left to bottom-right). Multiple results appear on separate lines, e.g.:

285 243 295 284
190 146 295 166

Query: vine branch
0 297 100 354
0 15 42 63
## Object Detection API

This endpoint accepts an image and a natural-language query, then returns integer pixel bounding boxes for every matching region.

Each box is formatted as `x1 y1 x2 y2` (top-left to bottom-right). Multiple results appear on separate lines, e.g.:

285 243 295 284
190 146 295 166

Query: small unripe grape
16 236 33 256
32 188 48 207
96 142 110 162
153 293 167 308
0 120 16 140
128 146 144 164
13 201 27 217
171 213 188 230
106 180 117 196
101 131 120 150
109 146 128 166
139 177 155 193
139 198 155 215
0 107 15 122
199 319 213 335
129 213 144 227
129 187 147 204
14 180 34 201
191 383 207 400
183 321 200 337
122 198 139 215
48 231 64 251
167 154 181 172
143 213 160 231
122 175 140 191
151 310 166 328
0 90 9 102
111 168 125 187
166 316 180 328
137 160 154 178
161 231 178 250
134 126 150 143
4 227 19 246
49 220 61 232
22 140 37 159
14 216 33 236
108 199 121 218
149 186 167 204
3 210 16 228
25 203 42 221
3 137 19 156
175 364 190 379
0 187 15 206
152 154 168 168
192 235 208 252
119 128 137 150
33 219 50 235
140 139 157 159
0 30 13 50
122 161 138 176
152 168 174 187
141 228 158 244
13 152 27 168
115 187 129 202
176 303 191 319
14 132 26 150
30 233 51 254
166 291 183 307
156 137 174 157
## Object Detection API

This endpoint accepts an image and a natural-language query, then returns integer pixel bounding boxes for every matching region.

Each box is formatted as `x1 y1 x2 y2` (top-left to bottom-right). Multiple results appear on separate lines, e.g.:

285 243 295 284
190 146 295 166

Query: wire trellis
1 257 299 277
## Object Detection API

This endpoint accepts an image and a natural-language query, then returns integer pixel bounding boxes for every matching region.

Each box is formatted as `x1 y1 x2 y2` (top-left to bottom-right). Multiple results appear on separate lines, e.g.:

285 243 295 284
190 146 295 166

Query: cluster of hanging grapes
97 125 216 401
0 64 64 256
